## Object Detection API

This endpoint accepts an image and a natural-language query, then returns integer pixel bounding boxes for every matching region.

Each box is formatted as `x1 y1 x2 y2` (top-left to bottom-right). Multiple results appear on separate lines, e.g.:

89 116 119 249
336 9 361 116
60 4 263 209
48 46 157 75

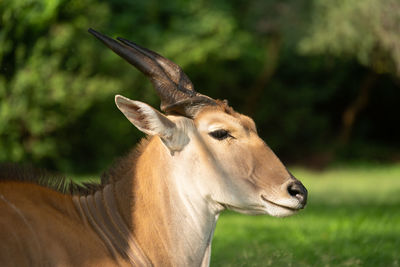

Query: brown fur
0 182 116 266
0 100 304 266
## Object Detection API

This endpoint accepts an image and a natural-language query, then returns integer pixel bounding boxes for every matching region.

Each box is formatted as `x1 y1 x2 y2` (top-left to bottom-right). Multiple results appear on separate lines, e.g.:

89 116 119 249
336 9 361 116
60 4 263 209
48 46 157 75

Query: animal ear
115 95 189 152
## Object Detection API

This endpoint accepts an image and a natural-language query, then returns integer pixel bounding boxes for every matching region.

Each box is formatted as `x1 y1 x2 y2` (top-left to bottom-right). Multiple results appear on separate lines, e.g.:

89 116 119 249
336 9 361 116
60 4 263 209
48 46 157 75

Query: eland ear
115 95 189 152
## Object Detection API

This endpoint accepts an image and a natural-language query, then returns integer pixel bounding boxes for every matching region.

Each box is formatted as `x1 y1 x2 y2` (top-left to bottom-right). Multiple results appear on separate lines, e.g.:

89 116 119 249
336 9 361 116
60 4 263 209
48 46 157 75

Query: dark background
1 0 399 174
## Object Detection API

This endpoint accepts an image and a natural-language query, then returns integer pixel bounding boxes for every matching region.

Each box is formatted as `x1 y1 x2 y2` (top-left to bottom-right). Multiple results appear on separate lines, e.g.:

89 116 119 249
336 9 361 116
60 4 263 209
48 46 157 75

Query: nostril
287 181 308 206
288 185 300 197
287 182 301 197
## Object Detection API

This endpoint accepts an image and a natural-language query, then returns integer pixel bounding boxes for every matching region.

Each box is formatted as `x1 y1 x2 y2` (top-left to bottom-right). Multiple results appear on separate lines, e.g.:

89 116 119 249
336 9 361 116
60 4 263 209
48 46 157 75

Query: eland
0 29 307 266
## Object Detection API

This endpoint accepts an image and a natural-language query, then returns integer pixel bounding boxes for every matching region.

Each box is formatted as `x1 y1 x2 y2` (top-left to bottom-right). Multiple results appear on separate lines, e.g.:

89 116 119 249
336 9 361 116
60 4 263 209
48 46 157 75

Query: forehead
194 104 256 132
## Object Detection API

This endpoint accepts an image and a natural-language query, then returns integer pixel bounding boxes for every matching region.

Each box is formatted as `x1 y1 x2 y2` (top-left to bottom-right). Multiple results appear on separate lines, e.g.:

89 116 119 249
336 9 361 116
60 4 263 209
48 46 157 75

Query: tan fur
0 182 116 266
0 101 306 266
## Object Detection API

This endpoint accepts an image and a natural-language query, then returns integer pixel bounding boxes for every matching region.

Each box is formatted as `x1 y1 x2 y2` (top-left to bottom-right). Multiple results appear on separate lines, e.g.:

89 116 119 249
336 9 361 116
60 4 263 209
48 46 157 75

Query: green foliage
299 0 400 76
211 165 400 266
0 0 120 167
1 0 399 172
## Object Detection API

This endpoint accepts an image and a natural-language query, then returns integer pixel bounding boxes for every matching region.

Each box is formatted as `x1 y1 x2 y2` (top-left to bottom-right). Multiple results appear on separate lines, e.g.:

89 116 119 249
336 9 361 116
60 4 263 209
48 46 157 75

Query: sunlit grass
211 165 400 266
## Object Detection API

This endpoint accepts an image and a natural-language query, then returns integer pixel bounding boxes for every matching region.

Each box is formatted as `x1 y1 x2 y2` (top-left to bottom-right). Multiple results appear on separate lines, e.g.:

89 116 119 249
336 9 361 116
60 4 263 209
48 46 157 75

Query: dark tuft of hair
0 163 101 195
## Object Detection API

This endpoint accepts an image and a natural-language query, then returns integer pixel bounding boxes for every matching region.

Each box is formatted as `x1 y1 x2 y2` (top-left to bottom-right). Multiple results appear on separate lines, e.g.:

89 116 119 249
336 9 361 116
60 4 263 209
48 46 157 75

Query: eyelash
208 129 233 140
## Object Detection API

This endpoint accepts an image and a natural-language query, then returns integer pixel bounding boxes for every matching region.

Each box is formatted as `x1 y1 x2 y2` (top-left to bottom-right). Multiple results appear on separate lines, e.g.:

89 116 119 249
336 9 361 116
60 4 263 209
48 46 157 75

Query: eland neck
88 137 221 266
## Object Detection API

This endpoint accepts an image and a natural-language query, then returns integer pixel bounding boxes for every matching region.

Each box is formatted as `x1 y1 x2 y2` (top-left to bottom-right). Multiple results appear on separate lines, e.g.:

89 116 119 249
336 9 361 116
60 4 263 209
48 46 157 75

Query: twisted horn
88 28 216 116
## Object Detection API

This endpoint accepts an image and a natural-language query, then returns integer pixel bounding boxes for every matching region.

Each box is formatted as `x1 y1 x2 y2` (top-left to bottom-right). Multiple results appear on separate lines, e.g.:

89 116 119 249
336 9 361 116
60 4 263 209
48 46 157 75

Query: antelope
0 29 307 267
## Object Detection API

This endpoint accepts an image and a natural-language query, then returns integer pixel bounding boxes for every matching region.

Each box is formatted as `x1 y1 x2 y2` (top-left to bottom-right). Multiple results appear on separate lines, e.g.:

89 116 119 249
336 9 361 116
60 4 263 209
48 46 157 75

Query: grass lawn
210 165 400 266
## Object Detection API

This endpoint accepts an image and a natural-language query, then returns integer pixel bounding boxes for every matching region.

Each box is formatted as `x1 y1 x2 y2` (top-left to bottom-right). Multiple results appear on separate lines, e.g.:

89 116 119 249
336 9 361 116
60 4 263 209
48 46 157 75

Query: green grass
210 165 400 266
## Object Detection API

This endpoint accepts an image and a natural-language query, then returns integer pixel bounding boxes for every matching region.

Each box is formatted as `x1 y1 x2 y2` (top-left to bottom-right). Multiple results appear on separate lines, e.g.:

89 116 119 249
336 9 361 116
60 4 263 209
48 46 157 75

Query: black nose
287 181 308 207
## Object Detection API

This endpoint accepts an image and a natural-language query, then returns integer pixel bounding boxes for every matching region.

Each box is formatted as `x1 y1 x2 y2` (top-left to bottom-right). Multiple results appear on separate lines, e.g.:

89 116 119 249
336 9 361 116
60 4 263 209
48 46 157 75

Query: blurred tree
299 0 400 147
0 0 399 172
299 0 400 76
0 0 121 169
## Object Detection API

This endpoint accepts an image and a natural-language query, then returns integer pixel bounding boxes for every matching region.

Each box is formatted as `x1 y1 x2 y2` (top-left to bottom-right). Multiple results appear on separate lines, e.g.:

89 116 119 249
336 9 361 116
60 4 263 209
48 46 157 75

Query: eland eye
209 129 231 140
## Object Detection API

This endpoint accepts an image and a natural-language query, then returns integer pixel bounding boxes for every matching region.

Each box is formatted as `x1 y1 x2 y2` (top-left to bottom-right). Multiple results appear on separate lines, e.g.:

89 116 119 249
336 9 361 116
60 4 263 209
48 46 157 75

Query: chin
266 206 299 217
222 201 301 217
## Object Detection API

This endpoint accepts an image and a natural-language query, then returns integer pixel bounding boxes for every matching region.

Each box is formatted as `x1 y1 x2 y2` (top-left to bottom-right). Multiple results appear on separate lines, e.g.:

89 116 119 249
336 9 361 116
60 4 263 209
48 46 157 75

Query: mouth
261 195 301 212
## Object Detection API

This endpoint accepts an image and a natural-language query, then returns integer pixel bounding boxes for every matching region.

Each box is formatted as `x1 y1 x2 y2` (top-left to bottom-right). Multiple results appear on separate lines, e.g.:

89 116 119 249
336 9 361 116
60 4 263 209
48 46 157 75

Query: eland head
89 29 307 218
